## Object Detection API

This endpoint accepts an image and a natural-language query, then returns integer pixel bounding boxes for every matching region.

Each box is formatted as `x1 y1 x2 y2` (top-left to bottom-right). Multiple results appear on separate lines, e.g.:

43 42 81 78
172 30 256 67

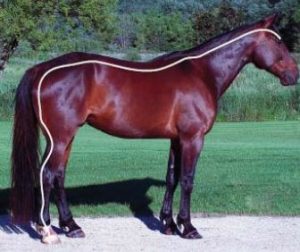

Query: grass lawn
0 121 300 217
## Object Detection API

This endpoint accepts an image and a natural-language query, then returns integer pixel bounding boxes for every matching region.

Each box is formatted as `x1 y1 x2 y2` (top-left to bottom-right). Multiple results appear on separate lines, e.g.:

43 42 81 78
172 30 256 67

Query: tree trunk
0 38 18 73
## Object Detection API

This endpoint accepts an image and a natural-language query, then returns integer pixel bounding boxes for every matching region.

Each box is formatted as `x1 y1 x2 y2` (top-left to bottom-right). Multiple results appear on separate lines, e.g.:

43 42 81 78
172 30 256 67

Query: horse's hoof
66 228 85 238
59 218 85 238
163 226 177 235
36 225 61 244
42 232 61 244
162 221 178 235
181 229 202 239
160 212 178 235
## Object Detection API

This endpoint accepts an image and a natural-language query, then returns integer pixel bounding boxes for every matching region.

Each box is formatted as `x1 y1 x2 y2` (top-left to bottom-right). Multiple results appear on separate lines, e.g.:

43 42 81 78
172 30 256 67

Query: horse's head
252 14 299 86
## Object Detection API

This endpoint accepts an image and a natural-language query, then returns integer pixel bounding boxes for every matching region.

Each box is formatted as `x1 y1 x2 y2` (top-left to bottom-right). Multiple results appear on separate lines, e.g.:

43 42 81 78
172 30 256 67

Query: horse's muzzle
281 69 299 86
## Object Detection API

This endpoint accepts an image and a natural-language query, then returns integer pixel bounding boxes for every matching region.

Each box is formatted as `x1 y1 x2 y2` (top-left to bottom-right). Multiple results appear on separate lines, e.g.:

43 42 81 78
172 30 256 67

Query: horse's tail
11 69 40 223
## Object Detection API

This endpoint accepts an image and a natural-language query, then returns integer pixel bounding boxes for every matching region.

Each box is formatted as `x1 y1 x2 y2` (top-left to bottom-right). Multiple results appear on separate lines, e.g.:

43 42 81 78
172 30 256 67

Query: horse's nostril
283 71 298 85
296 71 300 84
287 74 295 84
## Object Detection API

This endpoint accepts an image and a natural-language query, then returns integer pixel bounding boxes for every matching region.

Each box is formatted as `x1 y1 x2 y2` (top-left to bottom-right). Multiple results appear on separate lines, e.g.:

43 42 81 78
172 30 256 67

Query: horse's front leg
177 134 204 239
160 138 181 235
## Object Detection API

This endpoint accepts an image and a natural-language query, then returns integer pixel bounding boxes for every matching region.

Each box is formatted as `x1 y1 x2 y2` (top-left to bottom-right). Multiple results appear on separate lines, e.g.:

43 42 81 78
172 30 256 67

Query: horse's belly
87 112 177 139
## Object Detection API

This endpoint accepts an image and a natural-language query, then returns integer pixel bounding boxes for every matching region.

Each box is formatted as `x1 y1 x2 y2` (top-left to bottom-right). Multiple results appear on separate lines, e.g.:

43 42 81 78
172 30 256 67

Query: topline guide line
37 29 281 230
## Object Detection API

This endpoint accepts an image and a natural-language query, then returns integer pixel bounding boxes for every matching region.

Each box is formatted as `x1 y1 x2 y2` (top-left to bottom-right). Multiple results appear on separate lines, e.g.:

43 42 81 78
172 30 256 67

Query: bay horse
11 14 298 244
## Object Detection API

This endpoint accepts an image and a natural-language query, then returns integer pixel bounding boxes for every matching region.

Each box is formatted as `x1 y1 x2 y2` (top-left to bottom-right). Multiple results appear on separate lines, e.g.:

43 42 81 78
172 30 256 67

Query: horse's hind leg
36 142 62 244
160 139 181 235
37 124 84 242
52 139 85 238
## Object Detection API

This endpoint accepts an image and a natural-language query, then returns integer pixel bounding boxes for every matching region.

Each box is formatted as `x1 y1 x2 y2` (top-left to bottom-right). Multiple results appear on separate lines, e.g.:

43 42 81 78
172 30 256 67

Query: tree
193 1 246 44
281 0 300 51
0 0 118 73
135 11 196 51
292 3 300 51
115 13 137 49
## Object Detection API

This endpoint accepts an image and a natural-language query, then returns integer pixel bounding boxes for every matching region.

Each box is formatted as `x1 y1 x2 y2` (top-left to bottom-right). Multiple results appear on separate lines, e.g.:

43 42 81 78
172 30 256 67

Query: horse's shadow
0 177 165 238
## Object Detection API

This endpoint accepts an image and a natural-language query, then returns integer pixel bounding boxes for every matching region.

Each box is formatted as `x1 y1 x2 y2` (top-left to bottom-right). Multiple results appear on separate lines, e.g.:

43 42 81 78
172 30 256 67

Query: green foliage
293 5 300 22
117 0 300 52
290 2 300 52
134 11 195 51
193 1 246 43
0 0 119 52
78 0 118 45
0 0 38 40
0 89 14 119
218 64 300 121
118 0 215 15
124 48 141 61
1 0 300 53
116 13 138 49
0 56 30 119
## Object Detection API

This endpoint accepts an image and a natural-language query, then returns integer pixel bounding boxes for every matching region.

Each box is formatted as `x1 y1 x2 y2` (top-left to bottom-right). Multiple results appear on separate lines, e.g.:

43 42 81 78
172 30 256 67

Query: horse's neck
206 39 254 99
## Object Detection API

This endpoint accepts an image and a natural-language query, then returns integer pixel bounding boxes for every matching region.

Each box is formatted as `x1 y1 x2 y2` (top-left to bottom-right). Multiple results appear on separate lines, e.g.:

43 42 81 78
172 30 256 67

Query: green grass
1 121 300 216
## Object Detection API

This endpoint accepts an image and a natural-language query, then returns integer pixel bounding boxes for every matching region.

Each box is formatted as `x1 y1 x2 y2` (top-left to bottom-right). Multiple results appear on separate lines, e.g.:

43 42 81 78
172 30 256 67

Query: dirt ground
1 215 300 252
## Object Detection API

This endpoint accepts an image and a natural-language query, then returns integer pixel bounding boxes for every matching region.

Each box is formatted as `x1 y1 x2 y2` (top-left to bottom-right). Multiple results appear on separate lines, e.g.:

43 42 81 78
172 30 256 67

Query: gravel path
1 215 300 252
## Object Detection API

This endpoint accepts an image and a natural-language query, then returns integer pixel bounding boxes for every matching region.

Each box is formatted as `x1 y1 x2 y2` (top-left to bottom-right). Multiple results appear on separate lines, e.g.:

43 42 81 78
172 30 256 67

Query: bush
0 88 15 120
124 48 141 61
218 65 300 121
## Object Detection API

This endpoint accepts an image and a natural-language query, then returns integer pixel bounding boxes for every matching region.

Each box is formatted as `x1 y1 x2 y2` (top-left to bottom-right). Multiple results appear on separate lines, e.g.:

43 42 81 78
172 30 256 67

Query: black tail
11 69 40 223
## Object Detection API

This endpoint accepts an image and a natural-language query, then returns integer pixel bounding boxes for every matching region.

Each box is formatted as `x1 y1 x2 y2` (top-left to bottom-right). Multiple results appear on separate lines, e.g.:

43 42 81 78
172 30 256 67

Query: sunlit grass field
0 121 299 216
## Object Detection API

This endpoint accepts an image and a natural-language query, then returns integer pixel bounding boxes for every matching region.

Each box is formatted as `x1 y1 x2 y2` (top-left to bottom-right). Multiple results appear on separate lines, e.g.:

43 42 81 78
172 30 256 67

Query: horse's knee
46 144 68 167
41 167 66 200
166 167 179 188
166 173 176 188
180 175 194 194
43 147 67 183
42 167 56 186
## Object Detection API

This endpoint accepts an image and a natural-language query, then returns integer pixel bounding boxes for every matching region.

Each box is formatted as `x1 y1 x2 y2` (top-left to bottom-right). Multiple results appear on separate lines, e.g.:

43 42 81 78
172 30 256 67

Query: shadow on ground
0 177 165 237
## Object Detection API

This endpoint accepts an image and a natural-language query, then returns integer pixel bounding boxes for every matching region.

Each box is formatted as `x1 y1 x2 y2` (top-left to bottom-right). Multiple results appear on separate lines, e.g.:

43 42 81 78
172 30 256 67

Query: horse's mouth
280 71 299 86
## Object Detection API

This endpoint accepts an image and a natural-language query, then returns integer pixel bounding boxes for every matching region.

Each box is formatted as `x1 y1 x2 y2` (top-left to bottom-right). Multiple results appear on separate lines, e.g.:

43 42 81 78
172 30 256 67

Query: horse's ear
261 13 279 28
